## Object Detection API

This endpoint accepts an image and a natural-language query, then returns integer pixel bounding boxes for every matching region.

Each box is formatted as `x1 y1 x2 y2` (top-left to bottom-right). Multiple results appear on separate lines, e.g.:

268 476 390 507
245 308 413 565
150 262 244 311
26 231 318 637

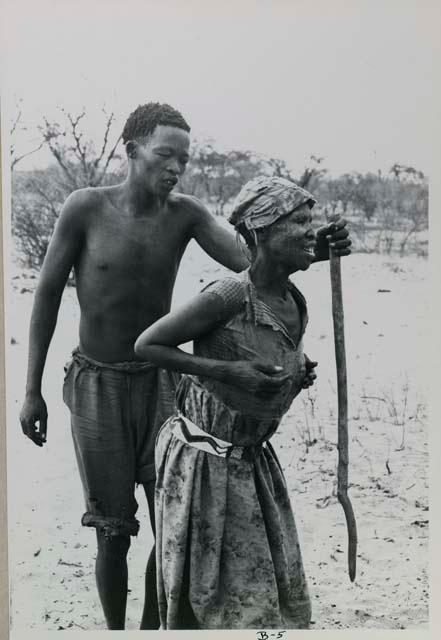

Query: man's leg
136 369 181 630
64 357 139 630
140 479 160 630
95 530 131 630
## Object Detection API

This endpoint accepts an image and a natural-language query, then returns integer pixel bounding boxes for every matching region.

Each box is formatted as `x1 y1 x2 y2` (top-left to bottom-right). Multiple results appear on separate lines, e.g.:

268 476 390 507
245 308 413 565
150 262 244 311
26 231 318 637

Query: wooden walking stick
328 224 358 582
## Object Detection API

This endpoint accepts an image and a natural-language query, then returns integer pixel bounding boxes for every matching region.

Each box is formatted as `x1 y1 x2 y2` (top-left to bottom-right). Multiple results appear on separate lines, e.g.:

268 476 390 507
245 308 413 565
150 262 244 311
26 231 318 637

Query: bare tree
39 107 123 189
297 155 327 190
180 141 262 215
12 106 125 269
10 98 45 171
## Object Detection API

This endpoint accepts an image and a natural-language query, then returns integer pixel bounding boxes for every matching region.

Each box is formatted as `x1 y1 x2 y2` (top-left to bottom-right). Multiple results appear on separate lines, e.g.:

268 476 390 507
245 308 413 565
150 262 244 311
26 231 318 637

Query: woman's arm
135 292 231 381
134 291 290 395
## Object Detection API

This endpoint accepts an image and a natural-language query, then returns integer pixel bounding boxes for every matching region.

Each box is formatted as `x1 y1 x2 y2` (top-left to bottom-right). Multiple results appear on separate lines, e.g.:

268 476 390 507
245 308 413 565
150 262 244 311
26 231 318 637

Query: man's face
263 203 316 271
132 125 190 196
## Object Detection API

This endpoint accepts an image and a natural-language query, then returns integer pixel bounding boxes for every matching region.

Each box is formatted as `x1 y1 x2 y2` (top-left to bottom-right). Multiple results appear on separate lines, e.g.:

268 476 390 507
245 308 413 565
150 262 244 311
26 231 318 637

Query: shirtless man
19 103 351 630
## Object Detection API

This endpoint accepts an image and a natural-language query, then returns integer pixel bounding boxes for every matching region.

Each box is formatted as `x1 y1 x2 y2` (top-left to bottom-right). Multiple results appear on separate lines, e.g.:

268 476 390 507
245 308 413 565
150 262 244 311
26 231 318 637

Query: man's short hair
122 102 190 143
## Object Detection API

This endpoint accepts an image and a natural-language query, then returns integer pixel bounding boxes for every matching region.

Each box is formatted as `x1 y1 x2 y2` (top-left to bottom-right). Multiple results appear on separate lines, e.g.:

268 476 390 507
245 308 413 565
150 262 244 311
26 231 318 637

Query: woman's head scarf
229 176 317 232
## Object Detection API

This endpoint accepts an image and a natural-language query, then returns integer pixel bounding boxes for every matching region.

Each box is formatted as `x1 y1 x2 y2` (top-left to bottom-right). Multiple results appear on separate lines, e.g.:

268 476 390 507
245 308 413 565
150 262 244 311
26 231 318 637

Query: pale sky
1 0 440 177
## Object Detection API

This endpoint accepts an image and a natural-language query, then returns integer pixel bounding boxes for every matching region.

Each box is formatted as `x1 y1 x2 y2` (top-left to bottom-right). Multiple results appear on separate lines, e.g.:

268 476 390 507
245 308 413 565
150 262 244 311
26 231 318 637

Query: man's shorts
63 349 179 538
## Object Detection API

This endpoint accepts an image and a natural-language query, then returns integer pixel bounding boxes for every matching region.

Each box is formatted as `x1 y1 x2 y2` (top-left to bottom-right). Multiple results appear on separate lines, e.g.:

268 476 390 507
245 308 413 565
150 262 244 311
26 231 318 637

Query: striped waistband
171 414 266 461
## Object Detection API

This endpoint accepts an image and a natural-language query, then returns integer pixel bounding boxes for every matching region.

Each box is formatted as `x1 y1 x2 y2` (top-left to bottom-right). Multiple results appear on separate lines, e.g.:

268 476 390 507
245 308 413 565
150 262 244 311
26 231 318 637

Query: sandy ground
5 245 429 631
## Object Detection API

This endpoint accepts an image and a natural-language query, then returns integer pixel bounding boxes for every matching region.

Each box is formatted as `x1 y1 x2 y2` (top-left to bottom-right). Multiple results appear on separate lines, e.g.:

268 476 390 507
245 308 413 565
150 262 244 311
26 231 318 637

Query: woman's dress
155 271 312 629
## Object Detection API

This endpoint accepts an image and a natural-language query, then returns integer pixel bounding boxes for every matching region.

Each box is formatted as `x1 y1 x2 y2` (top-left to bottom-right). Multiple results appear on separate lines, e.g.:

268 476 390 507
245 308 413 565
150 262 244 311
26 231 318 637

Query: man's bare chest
81 216 188 276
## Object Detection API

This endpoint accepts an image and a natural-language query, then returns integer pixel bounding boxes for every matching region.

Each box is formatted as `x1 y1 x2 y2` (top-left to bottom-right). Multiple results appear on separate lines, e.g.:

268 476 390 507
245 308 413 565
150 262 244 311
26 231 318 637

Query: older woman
135 177 347 630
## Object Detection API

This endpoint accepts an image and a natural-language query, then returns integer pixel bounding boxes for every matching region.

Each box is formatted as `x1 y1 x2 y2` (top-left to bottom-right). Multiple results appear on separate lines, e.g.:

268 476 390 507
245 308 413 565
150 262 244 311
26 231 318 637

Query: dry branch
329 244 358 582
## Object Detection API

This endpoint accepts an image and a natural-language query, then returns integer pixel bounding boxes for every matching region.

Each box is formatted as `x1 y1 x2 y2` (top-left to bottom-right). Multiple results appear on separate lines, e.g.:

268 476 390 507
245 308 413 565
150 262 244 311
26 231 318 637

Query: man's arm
187 197 249 273
20 189 88 446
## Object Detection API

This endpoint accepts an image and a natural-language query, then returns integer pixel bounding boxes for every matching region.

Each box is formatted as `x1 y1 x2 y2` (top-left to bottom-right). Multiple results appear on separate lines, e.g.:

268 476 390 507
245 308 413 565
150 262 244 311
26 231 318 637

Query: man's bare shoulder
60 186 114 226
65 185 115 209
169 192 211 220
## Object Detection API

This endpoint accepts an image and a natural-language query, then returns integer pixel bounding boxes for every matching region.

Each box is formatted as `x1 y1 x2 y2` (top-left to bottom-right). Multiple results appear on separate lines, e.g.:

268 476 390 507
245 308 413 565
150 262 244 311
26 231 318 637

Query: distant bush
12 165 125 269
10 107 428 269
11 108 125 269
314 168 428 256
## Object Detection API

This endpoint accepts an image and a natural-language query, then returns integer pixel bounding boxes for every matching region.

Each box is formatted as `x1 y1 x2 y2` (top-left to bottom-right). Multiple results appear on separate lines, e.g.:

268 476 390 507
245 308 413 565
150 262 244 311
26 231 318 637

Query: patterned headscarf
228 176 317 231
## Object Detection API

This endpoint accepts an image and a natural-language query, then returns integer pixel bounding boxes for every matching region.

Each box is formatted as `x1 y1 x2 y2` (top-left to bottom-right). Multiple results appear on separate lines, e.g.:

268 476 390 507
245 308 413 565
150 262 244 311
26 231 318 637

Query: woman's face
261 203 316 271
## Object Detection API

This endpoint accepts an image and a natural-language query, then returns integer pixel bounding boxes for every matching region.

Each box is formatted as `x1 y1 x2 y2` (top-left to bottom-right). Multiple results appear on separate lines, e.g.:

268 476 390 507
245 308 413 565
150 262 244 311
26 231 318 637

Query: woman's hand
314 217 351 262
302 356 318 389
222 360 291 397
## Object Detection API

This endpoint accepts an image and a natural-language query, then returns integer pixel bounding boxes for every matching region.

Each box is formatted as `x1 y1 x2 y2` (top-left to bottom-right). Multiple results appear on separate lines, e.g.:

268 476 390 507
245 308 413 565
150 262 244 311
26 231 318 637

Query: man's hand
20 393 48 447
314 216 351 262
223 360 291 397
302 356 318 389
